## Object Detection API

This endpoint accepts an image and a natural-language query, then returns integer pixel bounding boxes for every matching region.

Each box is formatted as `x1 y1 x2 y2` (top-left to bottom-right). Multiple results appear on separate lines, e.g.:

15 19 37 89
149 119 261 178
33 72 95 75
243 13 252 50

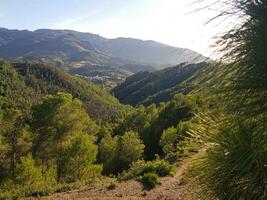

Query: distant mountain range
0 28 207 86
0 28 206 67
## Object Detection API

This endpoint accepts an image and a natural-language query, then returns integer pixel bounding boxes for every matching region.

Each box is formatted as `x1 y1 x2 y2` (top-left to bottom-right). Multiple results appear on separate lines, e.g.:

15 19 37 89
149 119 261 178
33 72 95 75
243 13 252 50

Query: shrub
160 121 192 159
140 173 158 189
120 159 175 181
107 180 117 190
0 156 57 199
15 154 44 186
142 159 175 177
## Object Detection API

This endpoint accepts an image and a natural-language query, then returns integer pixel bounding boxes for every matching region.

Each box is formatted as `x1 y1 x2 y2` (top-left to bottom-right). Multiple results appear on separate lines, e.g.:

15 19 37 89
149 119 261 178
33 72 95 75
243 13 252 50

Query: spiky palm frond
190 113 267 200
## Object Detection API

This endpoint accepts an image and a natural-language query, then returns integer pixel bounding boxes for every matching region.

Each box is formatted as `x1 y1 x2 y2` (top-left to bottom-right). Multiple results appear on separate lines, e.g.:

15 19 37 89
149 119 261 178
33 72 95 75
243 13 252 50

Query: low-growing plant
120 159 175 181
107 180 117 190
142 159 175 177
140 173 158 189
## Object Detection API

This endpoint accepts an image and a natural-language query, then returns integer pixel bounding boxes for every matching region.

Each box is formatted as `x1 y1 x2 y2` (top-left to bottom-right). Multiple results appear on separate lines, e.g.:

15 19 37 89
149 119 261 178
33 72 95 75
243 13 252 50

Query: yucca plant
190 113 267 200
195 0 267 123
187 1 267 199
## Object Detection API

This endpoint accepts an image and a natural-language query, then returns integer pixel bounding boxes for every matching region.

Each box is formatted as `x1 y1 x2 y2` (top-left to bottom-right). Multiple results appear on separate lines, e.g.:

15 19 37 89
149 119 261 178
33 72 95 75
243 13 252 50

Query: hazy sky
0 0 237 57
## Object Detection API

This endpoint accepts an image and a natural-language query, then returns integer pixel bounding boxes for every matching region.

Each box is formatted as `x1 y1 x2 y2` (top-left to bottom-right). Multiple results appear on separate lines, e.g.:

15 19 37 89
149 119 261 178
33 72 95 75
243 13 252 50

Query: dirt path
30 150 205 200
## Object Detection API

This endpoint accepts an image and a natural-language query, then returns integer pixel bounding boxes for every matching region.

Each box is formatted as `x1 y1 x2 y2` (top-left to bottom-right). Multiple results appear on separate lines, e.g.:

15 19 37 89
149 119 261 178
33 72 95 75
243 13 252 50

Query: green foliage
13 154 56 198
0 109 32 181
31 92 100 181
98 131 144 174
0 61 35 114
121 159 175 181
140 173 158 189
115 104 158 135
15 154 44 186
60 134 101 182
31 93 98 169
96 125 112 143
120 159 175 189
186 1 267 199
107 180 117 190
14 61 131 122
160 121 192 160
0 60 130 123
141 159 175 177
117 131 145 171
98 133 119 173
194 116 267 200
142 94 197 158
113 62 208 106
115 93 197 159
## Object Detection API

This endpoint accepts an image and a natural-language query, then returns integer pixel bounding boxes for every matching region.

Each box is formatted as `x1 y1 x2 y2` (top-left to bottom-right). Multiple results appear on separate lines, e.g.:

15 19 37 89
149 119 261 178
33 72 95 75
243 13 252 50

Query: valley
0 1 267 199
0 28 206 87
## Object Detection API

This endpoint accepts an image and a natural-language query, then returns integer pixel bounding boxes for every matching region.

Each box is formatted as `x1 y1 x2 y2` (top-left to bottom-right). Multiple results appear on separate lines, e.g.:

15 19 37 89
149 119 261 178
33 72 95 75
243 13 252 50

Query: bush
15 154 44 186
107 180 117 190
142 159 175 177
0 155 58 199
120 159 175 181
140 173 158 189
160 121 192 159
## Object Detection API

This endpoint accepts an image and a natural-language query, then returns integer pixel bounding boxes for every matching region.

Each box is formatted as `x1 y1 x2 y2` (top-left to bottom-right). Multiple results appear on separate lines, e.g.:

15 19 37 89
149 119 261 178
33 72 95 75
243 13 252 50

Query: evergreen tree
31 92 99 180
0 109 32 180
60 134 100 182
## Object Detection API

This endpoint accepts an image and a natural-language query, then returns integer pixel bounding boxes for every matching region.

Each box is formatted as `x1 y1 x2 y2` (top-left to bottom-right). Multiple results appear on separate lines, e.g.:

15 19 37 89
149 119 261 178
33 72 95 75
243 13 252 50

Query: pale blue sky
0 0 237 57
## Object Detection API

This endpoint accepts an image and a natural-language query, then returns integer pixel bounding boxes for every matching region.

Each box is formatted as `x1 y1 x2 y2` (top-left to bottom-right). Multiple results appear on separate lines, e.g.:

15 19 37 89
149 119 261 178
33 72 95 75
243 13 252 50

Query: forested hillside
113 62 208 106
0 60 201 199
0 61 130 122
0 0 267 199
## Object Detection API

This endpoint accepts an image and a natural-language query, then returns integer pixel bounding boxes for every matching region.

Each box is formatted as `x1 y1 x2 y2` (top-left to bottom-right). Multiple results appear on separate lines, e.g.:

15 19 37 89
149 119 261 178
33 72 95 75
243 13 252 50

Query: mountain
112 62 208 106
0 28 206 67
0 60 130 122
0 28 207 87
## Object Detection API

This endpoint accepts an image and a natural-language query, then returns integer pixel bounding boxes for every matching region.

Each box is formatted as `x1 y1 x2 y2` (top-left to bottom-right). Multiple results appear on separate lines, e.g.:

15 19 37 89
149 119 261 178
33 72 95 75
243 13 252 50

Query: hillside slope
0 61 130 122
0 28 206 68
113 62 208 106
26 148 205 200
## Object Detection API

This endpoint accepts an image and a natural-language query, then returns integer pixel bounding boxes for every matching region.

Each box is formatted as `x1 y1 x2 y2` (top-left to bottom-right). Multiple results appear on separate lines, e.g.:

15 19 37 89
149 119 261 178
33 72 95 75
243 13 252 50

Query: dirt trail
30 150 205 200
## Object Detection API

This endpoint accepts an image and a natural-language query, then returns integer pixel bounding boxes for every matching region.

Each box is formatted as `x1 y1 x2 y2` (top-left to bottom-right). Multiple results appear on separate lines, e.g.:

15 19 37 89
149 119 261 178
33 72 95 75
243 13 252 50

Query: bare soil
27 150 205 200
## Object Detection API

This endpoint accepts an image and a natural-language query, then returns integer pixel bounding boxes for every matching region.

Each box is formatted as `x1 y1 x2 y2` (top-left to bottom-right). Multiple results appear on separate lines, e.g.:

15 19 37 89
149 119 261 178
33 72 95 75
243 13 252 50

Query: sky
0 0 238 57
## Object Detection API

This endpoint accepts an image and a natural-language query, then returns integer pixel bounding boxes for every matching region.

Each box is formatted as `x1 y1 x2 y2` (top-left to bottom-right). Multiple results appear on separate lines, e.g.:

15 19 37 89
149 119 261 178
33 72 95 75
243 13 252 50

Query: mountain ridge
0 27 206 68
113 62 208 106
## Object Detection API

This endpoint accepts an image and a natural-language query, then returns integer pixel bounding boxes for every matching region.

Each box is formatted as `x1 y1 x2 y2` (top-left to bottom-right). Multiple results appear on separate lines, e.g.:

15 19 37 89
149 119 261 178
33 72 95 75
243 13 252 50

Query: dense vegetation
0 1 266 199
0 61 130 122
112 62 208 106
0 60 200 199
